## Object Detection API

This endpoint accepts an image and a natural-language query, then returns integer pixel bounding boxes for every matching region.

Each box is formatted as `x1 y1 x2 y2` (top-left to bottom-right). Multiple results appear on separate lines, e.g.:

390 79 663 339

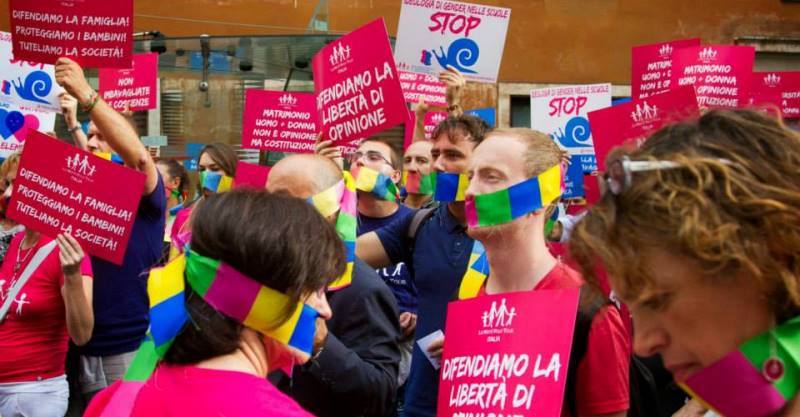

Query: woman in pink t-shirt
87 190 346 417
0 157 94 417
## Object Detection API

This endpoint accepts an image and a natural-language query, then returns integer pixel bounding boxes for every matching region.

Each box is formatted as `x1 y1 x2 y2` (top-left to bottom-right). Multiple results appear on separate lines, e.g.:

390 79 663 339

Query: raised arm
55 57 159 195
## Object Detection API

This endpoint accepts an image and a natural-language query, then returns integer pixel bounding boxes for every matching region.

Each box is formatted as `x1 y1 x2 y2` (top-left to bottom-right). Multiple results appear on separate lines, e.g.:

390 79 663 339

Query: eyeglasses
605 156 681 195
605 155 734 195
348 150 394 168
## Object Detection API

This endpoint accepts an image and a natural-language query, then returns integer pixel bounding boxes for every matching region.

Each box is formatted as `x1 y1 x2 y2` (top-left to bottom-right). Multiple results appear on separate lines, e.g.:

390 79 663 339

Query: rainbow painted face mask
432 172 470 202
464 164 563 228
200 171 233 194
402 171 435 195
354 166 399 202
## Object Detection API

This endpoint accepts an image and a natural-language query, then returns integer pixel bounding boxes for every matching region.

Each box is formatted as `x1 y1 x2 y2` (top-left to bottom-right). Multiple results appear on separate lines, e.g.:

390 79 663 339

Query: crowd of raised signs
0 2 799 417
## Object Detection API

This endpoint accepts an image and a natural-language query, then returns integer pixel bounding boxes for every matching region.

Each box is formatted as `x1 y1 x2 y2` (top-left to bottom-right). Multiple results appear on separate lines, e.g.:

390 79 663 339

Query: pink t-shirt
85 364 314 417
0 234 93 382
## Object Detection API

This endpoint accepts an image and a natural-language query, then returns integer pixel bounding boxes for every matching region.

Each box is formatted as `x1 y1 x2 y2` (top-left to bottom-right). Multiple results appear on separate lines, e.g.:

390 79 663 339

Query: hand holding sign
440 66 466 111
57 233 85 278
55 58 93 105
314 132 345 170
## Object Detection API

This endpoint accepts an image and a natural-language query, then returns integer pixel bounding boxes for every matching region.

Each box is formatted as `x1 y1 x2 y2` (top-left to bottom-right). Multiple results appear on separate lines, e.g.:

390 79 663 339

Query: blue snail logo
8 71 52 105
420 38 479 74
551 116 592 148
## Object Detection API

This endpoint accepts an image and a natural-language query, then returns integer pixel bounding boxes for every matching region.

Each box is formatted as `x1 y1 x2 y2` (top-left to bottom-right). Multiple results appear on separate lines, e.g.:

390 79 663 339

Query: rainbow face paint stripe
465 164 563 228
200 171 234 193
307 172 357 291
355 166 399 201
99 251 318 417
678 316 800 417
402 171 435 195
433 172 470 202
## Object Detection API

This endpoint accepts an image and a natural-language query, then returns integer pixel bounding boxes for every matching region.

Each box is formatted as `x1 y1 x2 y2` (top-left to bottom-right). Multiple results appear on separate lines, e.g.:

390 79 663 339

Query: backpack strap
565 286 612 417
406 207 437 243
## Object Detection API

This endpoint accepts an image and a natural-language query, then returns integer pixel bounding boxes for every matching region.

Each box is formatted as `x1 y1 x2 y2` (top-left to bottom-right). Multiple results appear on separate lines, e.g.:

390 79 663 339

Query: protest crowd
0 1 798 417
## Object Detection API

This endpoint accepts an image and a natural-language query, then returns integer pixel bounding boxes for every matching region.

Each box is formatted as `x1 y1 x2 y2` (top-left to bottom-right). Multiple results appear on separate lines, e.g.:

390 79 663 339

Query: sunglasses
347 150 394 168
605 156 736 195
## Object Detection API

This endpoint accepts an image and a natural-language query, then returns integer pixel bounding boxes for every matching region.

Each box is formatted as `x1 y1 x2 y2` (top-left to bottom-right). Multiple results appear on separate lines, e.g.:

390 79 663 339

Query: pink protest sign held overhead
631 38 701 100
394 0 511 84
98 53 158 112
233 161 271 189
7 131 145 265
750 71 800 120
672 45 755 109
589 86 700 171
313 18 408 146
242 90 318 153
399 71 447 106
438 289 580 417
9 0 133 68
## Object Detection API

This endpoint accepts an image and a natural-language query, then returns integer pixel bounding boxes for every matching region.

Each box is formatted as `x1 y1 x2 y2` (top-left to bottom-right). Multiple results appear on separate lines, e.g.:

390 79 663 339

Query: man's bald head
266 154 343 199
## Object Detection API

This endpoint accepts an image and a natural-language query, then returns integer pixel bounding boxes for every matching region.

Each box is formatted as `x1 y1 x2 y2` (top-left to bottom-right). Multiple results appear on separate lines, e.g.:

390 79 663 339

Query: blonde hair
0 153 21 179
570 109 800 320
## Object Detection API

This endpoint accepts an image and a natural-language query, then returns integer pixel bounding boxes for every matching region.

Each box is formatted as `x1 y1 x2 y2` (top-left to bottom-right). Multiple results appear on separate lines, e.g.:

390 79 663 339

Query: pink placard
438 289 580 417
98 53 158 112
631 38 701 100
7 131 145 264
313 18 408 145
672 45 755 109
589 86 700 171
233 161 271 189
749 72 800 120
9 0 133 68
399 71 447 106
242 90 318 153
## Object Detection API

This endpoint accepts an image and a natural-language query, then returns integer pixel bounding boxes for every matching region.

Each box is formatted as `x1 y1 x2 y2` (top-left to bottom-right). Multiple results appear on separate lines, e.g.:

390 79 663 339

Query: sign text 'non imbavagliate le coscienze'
98 53 158 112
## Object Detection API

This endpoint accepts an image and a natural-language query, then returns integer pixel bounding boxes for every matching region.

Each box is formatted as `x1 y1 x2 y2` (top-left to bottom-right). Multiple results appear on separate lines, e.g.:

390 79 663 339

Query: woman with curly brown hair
570 109 800 417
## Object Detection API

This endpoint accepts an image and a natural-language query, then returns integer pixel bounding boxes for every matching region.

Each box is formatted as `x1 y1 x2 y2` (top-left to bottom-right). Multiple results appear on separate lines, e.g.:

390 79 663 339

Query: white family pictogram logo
631 101 659 124
66 153 96 177
481 298 516 329
697 47 718 63
658 44 673 59
279 94 298 106
329 43 352 66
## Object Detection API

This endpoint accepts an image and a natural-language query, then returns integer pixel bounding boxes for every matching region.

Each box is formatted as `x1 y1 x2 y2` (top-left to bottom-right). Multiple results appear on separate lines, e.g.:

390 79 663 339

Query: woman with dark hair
570 109 800 417
170 143 238 256
85 189 346 417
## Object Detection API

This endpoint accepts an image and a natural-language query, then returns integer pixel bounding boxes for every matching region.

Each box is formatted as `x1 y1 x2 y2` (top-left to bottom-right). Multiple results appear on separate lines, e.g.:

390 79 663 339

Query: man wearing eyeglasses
348 138 419 389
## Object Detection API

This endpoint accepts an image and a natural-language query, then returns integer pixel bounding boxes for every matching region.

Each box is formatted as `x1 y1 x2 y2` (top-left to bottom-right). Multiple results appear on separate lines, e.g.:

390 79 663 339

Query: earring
762 328 785 383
